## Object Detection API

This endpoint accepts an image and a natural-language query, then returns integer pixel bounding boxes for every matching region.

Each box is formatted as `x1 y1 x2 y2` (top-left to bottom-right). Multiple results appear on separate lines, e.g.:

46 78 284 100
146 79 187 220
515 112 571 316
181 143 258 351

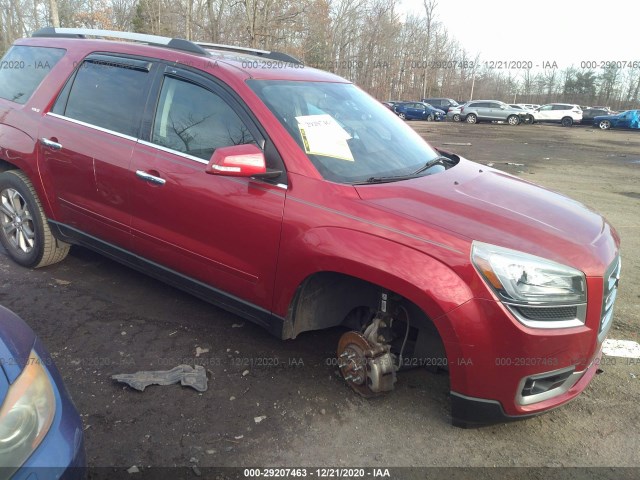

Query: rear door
551 104 570 121
129 66 286 312
474 102 489 120
38 54 154 248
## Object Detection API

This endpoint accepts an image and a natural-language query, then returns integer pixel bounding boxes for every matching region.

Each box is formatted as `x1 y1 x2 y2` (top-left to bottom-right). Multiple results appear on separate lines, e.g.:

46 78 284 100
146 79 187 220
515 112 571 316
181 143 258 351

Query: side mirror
205 144 267 177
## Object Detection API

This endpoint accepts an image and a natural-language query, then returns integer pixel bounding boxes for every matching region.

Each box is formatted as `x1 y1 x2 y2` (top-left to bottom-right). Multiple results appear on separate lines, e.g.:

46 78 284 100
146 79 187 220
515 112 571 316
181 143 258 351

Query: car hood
354 158 617 275
0 305 36 383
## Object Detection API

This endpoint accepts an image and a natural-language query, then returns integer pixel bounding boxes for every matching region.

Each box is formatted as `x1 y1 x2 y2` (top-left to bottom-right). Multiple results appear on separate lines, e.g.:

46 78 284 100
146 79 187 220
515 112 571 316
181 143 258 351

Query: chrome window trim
46 112 138 142
137 140 288 190
137 139 209 165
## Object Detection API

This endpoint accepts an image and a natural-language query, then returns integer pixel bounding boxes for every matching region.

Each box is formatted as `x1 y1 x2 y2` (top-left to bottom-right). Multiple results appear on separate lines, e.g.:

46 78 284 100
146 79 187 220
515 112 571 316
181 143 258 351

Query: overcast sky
399 0 637 70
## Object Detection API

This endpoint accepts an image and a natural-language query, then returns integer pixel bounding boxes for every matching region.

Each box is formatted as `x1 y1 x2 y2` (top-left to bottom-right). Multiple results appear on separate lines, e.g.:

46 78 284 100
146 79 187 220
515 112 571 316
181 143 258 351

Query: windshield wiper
411 156 454 175
354 156 453 184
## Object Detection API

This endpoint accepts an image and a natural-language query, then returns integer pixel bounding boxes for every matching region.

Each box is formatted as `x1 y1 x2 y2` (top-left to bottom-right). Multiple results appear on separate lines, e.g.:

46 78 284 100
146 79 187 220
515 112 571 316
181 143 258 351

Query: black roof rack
32 27 302 64
196 42 302 65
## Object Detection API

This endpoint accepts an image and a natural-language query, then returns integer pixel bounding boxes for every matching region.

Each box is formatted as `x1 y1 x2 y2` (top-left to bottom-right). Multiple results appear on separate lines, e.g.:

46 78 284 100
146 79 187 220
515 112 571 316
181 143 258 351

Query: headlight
472 242 587 328
0 351 56 470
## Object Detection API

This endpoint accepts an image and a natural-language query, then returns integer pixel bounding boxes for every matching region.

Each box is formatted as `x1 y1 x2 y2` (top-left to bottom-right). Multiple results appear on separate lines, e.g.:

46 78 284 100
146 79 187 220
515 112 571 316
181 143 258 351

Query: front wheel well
286 271 446 363
0 159 17 173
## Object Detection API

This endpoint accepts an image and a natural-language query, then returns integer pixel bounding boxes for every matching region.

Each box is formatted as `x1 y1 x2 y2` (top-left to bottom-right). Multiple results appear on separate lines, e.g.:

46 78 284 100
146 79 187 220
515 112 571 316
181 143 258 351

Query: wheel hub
337 329 397 398
1 188 34 254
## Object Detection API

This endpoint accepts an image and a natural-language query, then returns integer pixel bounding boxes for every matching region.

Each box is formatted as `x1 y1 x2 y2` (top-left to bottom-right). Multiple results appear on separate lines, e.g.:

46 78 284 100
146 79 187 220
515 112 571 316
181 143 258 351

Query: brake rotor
337 331 380 398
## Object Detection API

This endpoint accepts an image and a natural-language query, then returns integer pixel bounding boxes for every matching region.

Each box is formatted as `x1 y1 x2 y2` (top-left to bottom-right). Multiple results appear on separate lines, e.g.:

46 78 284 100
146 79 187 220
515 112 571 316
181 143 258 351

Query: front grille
515 305 578 321
599 256 621 339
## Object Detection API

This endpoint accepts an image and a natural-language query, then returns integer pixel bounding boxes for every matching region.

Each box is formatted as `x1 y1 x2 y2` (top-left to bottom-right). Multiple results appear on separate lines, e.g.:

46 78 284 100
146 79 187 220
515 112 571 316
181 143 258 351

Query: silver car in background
447 103 466 122
460 100 528 125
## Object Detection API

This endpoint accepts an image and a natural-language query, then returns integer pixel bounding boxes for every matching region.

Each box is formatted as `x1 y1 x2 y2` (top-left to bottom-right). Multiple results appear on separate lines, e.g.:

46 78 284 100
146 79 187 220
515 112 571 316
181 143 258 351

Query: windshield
248 80 448 184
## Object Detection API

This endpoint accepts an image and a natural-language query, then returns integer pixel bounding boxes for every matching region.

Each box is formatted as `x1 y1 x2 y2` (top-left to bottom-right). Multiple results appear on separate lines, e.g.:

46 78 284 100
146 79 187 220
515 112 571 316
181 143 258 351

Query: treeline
2 0 639 109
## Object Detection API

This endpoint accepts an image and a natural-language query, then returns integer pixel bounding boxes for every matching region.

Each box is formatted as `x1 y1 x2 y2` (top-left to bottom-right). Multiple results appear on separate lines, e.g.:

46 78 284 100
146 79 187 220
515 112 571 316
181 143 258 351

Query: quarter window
151 76 256 160
60 59 149 137
0 46 65 104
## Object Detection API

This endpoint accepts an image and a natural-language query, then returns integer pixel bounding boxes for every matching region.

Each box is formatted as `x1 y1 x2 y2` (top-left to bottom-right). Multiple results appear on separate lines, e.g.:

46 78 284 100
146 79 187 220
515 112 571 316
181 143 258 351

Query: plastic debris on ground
112 365 208 392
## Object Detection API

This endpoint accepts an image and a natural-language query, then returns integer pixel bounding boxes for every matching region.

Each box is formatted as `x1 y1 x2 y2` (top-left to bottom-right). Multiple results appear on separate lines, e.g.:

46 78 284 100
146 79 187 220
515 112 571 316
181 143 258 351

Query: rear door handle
40 138 62 150
135 170 166 185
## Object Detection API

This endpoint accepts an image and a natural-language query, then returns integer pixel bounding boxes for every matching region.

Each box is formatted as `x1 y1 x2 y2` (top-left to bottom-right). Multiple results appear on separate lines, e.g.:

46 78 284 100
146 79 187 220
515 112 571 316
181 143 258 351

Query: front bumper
450 346 603 427
441 288 610 427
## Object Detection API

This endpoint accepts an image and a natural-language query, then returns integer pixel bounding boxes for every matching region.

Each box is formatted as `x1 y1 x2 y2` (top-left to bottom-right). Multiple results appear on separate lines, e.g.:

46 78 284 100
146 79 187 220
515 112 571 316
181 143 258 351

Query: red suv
0 28 621 427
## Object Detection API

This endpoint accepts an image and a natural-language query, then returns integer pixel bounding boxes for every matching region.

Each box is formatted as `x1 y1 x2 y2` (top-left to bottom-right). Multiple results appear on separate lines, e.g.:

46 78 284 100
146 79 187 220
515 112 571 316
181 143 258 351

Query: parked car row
387 99 638 131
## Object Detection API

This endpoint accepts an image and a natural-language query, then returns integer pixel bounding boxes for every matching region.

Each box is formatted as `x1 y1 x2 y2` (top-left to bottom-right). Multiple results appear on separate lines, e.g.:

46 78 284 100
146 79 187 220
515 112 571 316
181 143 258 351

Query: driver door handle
40 138 62 150
136 170 166 186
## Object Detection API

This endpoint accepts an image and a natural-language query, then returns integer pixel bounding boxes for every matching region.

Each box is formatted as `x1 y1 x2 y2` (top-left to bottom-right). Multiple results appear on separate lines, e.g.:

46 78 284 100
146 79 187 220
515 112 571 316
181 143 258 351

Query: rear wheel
507 115 520 126
561 117 573 127
452 113 461 122
398 112 406 120
0 170 70 268
598 120 611 130
465 113 477 124
522 114 534 125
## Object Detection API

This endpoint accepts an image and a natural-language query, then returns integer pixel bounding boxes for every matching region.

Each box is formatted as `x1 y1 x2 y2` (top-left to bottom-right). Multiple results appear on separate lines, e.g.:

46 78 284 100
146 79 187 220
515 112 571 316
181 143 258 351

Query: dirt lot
0 122 638 479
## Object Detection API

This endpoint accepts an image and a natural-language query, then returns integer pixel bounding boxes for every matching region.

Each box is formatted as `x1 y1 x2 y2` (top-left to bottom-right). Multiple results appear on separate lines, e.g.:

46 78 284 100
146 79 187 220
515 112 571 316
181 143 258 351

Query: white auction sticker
296 114 354 161
602 339 640 358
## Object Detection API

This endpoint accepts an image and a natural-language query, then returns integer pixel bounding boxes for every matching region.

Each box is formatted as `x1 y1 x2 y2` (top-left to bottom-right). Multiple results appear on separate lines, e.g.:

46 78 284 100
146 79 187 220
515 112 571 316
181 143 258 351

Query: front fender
274 226 473 342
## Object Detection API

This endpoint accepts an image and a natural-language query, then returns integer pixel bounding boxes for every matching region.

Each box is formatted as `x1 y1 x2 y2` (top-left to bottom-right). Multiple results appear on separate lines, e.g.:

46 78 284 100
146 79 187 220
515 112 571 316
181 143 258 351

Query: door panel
129 72 285 310
130 143 285 309
38 115 134 247
37 56 152 248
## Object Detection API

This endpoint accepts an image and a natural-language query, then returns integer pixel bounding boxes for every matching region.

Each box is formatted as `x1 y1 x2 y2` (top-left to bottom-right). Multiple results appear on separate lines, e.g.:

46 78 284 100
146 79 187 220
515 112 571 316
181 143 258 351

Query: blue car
0 305 86 479
393 101 445 121
593 109 640 130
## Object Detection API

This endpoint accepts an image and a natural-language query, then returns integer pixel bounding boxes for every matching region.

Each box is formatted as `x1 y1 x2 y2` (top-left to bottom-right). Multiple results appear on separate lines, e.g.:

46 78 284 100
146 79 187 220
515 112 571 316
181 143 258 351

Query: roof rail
31 27 303 64
195 42 302 65
32 27 208 55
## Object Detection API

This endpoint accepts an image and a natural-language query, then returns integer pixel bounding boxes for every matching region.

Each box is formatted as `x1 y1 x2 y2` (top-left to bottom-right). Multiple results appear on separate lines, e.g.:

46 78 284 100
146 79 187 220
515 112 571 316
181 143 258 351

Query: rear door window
0 45 65 104
55 55 151 137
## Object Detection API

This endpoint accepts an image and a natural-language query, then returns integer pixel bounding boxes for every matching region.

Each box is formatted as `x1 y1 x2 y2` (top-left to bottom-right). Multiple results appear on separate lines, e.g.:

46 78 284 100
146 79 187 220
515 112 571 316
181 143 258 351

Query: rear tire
465 113 477 124
0 170 70 268
561 117 573 127
398 112 406 120
452 113 461 122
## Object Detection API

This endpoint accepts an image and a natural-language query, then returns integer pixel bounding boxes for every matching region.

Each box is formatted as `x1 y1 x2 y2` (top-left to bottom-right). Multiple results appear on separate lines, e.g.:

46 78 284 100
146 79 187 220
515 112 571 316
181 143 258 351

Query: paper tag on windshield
296 114 354 161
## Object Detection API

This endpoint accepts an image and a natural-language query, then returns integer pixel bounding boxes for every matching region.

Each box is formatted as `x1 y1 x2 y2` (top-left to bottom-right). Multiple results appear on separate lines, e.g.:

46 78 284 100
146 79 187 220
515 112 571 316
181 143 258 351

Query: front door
129 68 286 313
